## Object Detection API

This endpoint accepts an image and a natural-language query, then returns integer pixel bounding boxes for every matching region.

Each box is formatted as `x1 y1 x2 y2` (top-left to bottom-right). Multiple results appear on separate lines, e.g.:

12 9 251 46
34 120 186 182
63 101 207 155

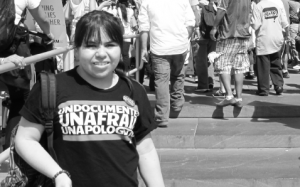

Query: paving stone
195 118 300 148
152 118 300 149
152 118 197 148
158 148 300 182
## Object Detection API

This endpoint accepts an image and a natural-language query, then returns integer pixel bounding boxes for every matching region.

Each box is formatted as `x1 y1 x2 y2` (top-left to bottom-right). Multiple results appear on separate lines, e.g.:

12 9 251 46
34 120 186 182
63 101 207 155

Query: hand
141 49 149 63
285 35 291 43
193 29 201 41
210 27 218 41
45 33 55 45
3 55 25 69
55 173 72 187
98 1 113 10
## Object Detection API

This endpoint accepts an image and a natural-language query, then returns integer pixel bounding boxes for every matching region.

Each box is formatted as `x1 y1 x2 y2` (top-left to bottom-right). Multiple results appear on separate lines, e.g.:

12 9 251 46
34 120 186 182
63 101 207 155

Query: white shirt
189 0 198 6
251 0 289 55
14 0 41 24
138 0 195 55
272 0 289 26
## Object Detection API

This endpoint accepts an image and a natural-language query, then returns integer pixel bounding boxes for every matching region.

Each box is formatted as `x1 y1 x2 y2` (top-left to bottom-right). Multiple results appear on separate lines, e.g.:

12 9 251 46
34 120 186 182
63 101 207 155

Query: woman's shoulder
130 78 148 97
55 68 78 86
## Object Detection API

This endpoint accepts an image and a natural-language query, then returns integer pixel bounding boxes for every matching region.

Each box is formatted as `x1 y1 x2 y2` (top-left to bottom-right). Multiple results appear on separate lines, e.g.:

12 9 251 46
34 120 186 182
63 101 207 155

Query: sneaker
209 84 214 90
283 72 290 78
216 97 237 107
212 90 226 97
234 101 243 108
157 122 168 128
195 88 210 93
255 91 268 96
293 65 300 70
194 76 198 83
275 86 284 95
232 88 236 96
245 72 255 80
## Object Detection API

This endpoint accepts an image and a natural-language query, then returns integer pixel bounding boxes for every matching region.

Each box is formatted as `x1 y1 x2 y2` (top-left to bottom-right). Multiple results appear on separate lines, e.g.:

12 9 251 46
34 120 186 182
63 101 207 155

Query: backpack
1 72 57 187
199 3 217 40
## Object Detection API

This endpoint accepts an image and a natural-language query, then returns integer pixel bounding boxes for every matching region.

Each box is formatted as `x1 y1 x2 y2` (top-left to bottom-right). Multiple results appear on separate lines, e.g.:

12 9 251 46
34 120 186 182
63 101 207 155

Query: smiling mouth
93 62 109 66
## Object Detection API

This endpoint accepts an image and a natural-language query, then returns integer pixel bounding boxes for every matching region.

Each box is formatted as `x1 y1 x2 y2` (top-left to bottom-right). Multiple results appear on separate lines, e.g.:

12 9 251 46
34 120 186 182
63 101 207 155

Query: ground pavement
140 70 300 187
0 70 300 186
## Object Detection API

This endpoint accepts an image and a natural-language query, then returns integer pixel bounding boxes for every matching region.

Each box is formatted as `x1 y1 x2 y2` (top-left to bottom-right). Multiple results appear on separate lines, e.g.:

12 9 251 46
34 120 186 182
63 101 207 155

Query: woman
15 11 165 187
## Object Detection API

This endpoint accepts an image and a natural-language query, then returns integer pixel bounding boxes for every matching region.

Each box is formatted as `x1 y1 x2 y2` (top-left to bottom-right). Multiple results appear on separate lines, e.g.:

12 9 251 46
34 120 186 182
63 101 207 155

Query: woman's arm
29 5 53 40
15 117 71 187
0 149 9 164
137 133 165 187
97 0 112 11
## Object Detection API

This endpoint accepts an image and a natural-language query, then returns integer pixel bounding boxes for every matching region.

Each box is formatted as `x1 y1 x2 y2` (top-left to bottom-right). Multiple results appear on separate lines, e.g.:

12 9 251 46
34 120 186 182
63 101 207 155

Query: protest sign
39 0 68 47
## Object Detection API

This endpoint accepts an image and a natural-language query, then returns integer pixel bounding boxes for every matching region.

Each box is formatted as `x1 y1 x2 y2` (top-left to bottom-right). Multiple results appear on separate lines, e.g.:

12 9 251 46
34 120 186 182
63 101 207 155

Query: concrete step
148 94 300 118
156 148 300 187
152 118 300 149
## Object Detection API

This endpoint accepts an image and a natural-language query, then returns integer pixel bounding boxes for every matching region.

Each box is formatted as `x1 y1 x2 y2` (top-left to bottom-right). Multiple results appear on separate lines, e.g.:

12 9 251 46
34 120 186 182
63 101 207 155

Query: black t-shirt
20 68 157 187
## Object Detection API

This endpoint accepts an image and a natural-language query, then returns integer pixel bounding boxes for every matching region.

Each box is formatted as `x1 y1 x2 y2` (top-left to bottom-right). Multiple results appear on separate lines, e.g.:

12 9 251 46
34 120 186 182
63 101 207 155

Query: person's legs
233 73 244 100
219 73 233 96
195 40 209 90
282 41 290 78
232 39 250 102
269 51 284 94
256 54 271 95
207 40 217 88
245 49 256 79
214 39 236 105
151 53 171 127
170 52 186 113
289 24 300 68
121 41 131 72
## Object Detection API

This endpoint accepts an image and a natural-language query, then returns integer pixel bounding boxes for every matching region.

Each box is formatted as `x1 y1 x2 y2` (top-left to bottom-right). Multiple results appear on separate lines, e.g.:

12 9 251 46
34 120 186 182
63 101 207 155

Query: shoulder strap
40 72 58 162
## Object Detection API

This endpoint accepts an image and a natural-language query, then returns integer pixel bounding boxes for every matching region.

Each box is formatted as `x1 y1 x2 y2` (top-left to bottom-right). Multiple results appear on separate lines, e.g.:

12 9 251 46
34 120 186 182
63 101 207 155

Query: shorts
214 38 250 75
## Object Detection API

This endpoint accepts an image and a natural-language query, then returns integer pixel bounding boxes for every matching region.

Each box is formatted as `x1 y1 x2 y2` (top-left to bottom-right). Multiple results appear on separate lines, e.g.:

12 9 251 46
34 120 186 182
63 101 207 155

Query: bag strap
40 72 58 162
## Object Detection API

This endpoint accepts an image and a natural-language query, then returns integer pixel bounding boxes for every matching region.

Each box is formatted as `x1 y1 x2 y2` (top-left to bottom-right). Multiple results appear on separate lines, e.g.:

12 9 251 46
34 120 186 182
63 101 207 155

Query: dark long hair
74 10 134 98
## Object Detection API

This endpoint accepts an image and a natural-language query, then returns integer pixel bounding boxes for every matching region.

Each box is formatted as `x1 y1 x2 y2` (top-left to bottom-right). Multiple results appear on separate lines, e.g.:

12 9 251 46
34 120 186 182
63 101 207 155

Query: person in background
183 0 200 82
69 0 98 40
280 0 291 78
194 0 217 93
119 2 135 72
210 0 251 107
245 0 258 80
288 0 300 70
15 11 165 187
251 0 289 96
139 0 195 127
0 0 55 149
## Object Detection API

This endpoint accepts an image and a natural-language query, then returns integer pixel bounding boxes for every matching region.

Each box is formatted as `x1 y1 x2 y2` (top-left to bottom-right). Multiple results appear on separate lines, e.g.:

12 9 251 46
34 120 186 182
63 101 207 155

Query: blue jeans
151 52 187 126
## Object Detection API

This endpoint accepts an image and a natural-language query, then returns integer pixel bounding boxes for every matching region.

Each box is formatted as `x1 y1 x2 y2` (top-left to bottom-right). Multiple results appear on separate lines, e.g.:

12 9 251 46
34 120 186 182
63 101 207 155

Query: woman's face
76 29 121 81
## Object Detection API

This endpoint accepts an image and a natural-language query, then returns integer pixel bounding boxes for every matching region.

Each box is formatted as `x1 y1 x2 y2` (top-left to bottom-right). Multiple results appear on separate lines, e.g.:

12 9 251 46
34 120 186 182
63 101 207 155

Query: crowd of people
0 0 300 186
136 0 300 126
